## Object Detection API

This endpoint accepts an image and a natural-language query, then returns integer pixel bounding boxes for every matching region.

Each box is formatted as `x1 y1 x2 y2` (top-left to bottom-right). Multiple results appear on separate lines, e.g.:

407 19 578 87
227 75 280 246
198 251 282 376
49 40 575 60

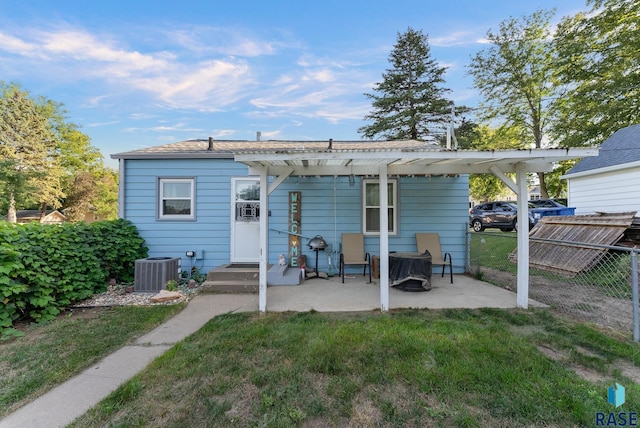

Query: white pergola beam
267 167 293 195
490 165 519 195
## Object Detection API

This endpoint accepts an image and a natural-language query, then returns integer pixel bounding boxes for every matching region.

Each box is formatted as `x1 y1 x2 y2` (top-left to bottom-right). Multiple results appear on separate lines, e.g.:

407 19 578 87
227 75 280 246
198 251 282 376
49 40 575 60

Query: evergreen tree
0 83 62 222
359 28 452 141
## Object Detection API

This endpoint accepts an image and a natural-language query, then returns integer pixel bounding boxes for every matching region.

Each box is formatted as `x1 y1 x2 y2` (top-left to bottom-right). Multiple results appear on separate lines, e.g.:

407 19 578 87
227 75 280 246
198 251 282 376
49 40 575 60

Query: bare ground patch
479 267 633 333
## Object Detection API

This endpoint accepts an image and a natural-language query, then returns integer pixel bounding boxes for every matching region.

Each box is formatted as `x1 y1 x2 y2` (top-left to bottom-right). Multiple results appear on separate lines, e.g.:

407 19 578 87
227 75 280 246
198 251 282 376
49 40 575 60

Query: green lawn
68 308 640 427
0 304 184 418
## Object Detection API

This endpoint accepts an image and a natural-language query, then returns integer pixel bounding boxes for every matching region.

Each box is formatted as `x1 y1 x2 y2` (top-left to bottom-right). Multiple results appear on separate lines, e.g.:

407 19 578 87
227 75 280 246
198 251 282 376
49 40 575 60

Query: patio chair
415 233 453 283
339 233 371 284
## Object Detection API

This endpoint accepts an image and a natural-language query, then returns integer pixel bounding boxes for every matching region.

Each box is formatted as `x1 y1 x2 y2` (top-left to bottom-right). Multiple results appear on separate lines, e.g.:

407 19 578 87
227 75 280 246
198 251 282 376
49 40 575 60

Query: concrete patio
263 273 546 312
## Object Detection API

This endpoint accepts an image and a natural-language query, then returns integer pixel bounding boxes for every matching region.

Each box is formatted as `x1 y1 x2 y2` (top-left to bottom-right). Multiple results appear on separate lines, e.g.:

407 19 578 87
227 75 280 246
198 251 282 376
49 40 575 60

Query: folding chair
339 233 371 283
415 233 453 283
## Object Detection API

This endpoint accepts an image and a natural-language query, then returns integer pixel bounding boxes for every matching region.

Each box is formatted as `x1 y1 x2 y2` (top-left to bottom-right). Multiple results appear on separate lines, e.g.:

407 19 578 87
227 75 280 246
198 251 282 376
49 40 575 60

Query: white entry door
231 177 260 263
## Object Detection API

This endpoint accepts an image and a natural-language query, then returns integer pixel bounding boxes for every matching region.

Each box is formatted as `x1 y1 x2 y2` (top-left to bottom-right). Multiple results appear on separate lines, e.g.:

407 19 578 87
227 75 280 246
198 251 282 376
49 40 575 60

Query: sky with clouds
0 0 588 168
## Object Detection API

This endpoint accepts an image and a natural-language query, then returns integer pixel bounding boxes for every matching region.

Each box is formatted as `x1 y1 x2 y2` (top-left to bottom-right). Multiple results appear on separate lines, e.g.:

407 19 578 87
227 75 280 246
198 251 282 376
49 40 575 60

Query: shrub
0 219 148 338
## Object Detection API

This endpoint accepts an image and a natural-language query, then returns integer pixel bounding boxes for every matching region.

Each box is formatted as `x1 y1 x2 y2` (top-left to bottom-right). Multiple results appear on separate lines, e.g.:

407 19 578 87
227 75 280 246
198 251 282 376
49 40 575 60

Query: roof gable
567 124 640 175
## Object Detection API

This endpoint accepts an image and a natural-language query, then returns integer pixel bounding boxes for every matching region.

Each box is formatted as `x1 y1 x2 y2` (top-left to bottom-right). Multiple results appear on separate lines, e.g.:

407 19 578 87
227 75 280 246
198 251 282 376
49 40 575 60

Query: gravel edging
70 283 202 308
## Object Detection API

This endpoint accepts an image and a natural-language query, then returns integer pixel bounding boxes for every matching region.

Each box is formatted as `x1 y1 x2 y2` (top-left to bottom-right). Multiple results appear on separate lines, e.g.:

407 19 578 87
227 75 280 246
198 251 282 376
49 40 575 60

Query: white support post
259 166 269 312
379 164 389 311
515 164 529 308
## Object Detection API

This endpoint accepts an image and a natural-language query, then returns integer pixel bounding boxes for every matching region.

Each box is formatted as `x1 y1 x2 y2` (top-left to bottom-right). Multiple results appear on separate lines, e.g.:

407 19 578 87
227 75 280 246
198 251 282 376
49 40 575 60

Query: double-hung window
158 178 195 220
362 179 397 235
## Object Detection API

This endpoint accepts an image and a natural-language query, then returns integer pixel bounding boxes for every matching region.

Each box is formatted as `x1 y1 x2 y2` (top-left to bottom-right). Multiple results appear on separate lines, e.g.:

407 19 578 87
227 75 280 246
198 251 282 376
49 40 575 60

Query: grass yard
0 304 184 418
69 308 640 427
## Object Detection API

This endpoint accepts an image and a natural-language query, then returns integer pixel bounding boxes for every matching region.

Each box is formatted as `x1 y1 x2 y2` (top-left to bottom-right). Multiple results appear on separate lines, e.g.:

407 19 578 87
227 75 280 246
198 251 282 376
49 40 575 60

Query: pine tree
359 28 452 141
0 84 62 222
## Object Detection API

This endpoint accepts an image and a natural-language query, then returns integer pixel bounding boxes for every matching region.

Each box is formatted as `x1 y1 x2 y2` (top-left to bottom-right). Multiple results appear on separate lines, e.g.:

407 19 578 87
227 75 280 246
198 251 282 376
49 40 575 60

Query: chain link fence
468 231 639 338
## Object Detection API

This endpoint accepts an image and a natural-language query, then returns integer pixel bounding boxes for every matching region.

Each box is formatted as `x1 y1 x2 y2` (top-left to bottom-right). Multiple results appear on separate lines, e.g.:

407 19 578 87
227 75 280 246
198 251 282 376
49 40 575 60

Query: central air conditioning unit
134 257 180 292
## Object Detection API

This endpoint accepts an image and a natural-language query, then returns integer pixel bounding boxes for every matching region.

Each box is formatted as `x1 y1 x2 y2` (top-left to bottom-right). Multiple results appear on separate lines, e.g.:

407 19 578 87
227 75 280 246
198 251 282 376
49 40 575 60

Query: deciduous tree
467 10 557 198
0 82 118 222
465 125 525 201
552 0 640 147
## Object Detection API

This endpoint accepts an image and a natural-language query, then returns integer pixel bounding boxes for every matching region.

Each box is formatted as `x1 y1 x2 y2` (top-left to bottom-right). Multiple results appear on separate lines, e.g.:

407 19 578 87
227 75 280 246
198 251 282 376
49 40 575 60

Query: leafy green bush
85 219 148 283
0 219 148 339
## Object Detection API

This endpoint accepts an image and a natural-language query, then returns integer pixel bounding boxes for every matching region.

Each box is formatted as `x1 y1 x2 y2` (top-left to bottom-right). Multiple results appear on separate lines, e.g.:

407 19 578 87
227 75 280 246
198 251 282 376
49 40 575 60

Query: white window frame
362 178 398 235
158 178 195 220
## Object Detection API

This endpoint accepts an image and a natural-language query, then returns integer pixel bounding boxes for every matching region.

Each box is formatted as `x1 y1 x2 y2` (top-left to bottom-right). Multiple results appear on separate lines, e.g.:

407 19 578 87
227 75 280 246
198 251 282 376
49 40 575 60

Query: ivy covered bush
0 219 148 339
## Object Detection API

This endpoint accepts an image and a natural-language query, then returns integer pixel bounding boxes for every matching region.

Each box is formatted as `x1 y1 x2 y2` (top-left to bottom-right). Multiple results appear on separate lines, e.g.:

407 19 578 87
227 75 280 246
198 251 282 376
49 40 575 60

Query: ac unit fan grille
134 257 180 292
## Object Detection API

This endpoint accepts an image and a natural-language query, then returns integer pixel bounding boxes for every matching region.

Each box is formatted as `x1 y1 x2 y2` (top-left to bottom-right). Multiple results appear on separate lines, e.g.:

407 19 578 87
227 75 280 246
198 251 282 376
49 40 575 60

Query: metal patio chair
339 233 371 283
415 233 453 283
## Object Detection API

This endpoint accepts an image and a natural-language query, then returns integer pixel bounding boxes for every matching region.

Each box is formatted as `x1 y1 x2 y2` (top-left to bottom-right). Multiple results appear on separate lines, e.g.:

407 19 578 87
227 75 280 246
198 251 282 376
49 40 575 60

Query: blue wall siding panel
124 158 249 273
123 158 469 276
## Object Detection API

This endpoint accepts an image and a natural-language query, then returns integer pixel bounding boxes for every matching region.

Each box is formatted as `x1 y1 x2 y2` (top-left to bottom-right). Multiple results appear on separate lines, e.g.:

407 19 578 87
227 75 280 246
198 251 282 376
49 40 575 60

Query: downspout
118 159 126 219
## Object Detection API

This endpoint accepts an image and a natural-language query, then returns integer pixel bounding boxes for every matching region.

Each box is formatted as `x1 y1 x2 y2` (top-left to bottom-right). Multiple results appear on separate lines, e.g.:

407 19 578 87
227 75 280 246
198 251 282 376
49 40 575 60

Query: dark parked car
469 201 535 232
528 199 566 208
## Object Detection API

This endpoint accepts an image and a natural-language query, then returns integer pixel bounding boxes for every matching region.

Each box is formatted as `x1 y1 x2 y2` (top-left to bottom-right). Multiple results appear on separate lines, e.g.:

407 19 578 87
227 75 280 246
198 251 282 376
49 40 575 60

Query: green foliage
84 219 148 283
0 83 63 218
165 280 178 292
359 27 452 141
0 81 118 222
0 219 148 336
467 9 558 198
467 126 524 201
92 167 119 220
552 0 640 148
0 239 27 340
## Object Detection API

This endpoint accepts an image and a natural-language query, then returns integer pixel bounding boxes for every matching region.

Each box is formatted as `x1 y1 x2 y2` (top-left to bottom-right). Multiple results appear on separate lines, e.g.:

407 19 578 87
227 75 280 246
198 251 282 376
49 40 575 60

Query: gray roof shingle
567 124 640 175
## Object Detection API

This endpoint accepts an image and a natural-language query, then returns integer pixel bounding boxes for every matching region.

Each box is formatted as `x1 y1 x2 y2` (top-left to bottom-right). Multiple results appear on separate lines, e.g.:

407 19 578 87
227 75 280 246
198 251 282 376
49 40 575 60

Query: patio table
389 251 432 291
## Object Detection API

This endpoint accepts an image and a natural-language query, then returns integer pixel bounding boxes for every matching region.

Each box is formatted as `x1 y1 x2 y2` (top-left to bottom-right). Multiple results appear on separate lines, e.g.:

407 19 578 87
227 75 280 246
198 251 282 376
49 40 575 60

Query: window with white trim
362 179 397 235
158 178 195 220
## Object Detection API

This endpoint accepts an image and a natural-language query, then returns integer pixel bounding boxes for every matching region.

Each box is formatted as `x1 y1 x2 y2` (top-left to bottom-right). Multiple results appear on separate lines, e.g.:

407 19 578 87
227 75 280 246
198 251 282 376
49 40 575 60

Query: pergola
231 140 598 312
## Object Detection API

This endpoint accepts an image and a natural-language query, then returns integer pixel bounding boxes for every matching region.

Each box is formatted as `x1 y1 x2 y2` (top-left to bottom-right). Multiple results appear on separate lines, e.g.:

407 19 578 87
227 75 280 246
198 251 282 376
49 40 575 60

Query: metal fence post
632 250 639 342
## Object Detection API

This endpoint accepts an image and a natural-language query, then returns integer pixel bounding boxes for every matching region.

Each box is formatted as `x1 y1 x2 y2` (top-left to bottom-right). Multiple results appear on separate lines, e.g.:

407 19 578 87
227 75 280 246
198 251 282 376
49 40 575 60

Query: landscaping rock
151 290 183 303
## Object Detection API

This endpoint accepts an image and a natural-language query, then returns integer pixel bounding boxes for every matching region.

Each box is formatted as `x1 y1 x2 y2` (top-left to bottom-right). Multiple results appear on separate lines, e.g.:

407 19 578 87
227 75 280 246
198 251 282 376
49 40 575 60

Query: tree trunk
7 192 17 223
537 172 549 198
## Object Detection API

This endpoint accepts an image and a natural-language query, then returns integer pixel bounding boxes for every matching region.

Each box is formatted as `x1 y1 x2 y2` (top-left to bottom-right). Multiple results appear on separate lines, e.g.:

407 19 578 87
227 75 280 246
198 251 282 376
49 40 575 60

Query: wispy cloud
0 25 256 110
431 31 478 47
164 26 288 57
126 122 204 133
86 120 120 127
0 21 380 128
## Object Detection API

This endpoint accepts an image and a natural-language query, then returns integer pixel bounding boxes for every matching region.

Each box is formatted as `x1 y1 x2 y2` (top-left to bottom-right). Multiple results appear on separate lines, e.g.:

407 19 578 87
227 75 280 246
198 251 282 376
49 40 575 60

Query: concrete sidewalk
0 294 258 428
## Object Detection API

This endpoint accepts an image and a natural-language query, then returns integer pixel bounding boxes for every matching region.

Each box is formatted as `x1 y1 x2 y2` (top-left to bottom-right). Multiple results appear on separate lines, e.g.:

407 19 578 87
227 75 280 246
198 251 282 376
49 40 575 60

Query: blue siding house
113 139 469 275
112 138 597 311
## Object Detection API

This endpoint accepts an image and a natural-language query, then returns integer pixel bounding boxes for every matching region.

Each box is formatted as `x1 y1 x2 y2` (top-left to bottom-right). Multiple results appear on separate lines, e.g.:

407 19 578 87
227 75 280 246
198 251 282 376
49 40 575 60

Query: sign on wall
289 192 301 267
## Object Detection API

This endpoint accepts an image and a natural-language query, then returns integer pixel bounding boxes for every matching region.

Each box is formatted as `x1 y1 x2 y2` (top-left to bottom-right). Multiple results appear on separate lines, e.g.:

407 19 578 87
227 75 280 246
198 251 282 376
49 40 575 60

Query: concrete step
200 280 258 294
206 264 262 282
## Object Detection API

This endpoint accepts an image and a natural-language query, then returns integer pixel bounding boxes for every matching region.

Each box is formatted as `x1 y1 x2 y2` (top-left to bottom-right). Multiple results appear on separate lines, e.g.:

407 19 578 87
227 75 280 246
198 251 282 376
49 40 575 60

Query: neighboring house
112 138 596 311
4 210 67 224
562 124 640 215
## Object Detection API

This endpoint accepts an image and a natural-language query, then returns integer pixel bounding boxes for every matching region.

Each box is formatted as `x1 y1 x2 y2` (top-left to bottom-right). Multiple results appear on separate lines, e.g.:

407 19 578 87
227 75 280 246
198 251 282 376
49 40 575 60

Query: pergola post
379 163 389 311
515 164 529 308
258 166 269 312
